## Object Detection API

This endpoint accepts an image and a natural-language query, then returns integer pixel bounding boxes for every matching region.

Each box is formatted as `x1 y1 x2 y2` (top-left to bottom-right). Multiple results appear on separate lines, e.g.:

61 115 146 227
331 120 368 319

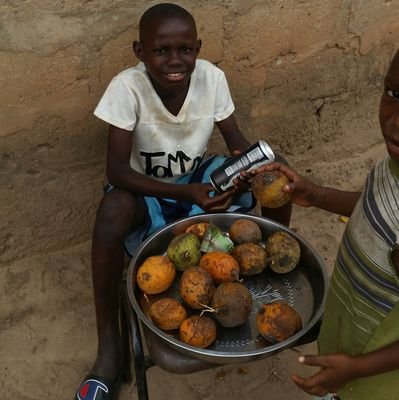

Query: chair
120 283 321 400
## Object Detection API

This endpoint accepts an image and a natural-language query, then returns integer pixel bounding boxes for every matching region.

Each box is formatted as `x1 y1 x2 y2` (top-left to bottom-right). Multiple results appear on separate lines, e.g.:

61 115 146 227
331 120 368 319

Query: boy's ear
196 39 202 55
133 41 143 61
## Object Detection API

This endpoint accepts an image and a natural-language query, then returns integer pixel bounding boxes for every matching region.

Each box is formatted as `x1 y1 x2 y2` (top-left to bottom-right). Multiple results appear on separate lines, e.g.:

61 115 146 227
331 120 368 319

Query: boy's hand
189 183 235 212
232 173 252 193
254 162 324 208
291 353 358 396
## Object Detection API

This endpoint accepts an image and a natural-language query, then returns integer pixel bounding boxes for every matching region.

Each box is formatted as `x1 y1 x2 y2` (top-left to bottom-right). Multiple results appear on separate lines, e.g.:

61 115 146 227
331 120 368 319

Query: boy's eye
154 49 166 55
181 47 193 53
386 89 399 99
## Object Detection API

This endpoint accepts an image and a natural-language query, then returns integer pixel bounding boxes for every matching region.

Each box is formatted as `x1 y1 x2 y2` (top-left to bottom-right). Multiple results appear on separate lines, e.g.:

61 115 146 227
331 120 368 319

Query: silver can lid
258 140 275 162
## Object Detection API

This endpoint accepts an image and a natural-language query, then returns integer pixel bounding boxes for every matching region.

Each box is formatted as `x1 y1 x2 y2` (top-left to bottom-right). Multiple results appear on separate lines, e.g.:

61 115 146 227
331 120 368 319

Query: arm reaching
292 339 399 396
106 125 236 212
257 162 360 217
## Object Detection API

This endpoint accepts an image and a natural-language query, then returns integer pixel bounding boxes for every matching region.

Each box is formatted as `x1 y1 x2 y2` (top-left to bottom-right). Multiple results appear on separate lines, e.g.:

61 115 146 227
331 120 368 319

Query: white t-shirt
94 59 235 182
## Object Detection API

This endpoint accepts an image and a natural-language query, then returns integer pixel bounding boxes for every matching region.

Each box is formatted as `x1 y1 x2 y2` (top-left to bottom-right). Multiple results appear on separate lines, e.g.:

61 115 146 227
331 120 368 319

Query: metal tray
127 213 328 364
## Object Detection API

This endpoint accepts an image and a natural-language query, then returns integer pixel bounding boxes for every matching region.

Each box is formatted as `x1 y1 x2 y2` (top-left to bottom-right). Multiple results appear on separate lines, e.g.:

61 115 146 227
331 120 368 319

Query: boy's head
139 3 197 41
133 3 201 95
380 50 399 162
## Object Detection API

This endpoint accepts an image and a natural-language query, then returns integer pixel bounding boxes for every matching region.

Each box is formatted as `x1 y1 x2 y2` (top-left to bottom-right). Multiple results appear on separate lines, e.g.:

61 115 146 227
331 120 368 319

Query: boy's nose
167 50 183 65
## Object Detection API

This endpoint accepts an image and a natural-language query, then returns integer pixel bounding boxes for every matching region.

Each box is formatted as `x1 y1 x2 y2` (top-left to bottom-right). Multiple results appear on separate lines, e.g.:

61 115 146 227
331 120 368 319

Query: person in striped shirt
260 49 399 399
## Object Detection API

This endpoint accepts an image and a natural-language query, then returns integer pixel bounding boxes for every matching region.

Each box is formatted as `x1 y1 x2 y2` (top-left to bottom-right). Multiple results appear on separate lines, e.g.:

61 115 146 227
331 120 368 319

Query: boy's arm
292 340 399 396
215 114 251 154
261 162 360 217
106 125 234 211
215 116 360 216
292 252 399 396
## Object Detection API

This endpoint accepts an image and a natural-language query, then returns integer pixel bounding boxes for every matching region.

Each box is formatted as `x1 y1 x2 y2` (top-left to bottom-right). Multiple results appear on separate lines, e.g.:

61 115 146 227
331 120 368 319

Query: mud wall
1 0 398 263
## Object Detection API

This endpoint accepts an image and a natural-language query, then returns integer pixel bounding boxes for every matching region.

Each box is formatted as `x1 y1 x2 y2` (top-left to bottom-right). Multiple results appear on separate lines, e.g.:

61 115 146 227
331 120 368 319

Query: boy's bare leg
261 201 292 227
90 189 145 379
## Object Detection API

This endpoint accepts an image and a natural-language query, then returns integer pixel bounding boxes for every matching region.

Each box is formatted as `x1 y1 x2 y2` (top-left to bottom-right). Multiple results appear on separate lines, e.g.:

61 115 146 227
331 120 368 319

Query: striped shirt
318 156 399 398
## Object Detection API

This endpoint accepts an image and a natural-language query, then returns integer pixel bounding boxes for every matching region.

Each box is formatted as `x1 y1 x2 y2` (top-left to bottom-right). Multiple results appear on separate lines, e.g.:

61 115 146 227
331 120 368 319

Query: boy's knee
96 189 139 231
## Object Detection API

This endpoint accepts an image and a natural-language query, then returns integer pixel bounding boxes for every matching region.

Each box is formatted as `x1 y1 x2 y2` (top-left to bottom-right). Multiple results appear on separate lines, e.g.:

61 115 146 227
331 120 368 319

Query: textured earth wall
1 0 399 263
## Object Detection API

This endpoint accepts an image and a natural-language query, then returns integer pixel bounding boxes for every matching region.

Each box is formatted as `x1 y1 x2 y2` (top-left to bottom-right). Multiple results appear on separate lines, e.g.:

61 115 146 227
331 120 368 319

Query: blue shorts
105 155 256 256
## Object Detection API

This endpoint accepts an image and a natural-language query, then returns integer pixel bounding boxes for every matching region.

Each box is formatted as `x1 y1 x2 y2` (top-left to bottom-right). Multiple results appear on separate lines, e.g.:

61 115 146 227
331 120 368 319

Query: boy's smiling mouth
384 135 399 158
166 72 185 81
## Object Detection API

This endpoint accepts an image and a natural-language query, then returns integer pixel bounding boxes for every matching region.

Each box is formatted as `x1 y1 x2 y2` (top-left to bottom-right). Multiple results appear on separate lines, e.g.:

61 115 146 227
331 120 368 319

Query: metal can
210 140 275 193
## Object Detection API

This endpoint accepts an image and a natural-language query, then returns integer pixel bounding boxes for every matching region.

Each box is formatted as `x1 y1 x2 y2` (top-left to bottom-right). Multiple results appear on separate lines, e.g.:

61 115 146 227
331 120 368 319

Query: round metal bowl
127 212 328 364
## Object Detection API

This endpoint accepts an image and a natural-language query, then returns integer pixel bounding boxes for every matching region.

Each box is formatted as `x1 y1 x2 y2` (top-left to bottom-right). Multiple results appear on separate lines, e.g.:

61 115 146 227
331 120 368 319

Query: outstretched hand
254 162 324 208
291 353 358 396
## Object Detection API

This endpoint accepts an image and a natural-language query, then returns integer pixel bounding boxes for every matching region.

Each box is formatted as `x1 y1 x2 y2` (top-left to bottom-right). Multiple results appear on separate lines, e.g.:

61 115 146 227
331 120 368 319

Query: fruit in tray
265 231 301 273
179 266 215 309
179 315 217 348
256 302 302 343
136 217 308 347
251 170 291 208
210 282 253 327
136 255 176 294
232 242 269 276
149 298 187 331
199 251 240 284
228 218 262 244
184 222 210 240
167 232 202 271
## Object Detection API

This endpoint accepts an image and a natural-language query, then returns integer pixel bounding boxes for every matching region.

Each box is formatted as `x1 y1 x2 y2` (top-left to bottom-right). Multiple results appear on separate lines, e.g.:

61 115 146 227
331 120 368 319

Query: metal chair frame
121 284 153 400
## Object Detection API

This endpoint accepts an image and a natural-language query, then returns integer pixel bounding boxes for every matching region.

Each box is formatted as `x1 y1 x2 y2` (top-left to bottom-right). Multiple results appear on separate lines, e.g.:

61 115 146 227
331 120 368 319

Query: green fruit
167 233 201 271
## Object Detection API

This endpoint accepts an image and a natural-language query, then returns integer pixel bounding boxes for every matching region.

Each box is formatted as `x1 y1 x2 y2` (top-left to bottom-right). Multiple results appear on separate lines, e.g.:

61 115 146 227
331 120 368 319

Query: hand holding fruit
253 162 325 208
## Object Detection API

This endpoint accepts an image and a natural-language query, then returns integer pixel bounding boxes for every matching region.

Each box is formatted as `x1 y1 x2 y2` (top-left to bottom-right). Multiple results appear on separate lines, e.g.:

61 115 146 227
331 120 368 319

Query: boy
261 50 399 399
74 3 291 399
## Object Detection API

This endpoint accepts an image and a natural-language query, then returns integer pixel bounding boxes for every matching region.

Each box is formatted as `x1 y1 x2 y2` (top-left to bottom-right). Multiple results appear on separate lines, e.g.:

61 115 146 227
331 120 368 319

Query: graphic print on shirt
140 150 205 178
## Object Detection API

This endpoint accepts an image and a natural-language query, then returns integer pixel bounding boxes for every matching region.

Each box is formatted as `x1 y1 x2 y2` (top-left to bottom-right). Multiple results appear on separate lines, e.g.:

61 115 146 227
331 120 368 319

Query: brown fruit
232 242 269 276
210 282 252 327
179 315 217 348
185 222 210 240
229 219 262 244
149 298 187 331
179 266 215 309
256 302 302 343
251 170 291 208
138 291 169 318
136 255 176 294
199 252 240 284
265 231 301 273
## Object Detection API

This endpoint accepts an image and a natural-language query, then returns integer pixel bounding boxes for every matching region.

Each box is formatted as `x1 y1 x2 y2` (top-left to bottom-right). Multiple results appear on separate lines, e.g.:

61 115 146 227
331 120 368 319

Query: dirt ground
1 138 388 400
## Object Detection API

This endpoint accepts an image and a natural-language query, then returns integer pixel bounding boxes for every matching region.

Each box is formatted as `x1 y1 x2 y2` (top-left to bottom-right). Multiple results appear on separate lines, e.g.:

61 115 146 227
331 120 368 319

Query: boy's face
133 17 201 96
380 51 399 162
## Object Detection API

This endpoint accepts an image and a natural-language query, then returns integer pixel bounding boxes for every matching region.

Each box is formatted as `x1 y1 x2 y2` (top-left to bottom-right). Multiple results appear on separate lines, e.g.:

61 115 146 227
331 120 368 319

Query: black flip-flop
74 372 122 400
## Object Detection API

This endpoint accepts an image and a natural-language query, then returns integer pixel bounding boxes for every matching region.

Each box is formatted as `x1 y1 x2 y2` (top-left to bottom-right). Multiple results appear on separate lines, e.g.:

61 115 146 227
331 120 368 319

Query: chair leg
121 284 151 400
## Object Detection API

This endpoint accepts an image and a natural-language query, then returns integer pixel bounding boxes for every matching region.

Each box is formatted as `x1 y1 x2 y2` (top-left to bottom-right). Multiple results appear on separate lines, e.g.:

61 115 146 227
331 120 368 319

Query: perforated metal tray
127 213 327 364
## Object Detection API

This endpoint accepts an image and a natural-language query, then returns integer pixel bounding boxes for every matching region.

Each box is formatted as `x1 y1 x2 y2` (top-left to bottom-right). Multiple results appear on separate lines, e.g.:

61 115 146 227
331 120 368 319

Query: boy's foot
74 351 128 400
73 371 124 400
